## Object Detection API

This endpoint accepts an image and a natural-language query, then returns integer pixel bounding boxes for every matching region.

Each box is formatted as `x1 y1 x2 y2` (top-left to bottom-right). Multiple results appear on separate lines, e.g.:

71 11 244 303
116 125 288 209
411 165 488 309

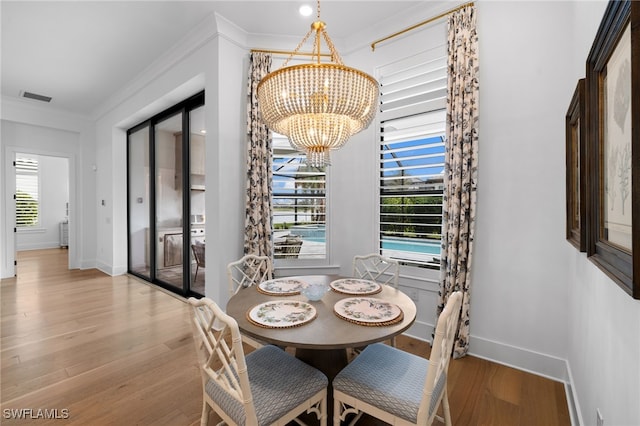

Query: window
272 134 326 260
15 156 40 228
379 46 447 268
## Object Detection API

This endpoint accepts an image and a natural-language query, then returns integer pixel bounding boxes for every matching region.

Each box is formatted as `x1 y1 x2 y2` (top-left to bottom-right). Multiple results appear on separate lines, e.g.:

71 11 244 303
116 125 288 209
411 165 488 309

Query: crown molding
1 95 92 133
91 12 247 122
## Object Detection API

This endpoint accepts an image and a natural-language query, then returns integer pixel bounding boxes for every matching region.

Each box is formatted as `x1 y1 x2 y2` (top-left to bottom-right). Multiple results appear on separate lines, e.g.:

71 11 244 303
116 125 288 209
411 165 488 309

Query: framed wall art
586 0 639 299
566 78 586 252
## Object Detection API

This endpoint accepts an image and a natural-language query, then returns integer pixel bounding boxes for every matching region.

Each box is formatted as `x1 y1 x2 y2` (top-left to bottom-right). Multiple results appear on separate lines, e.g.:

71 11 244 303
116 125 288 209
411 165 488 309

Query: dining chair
332 291 463 426
226 254 273 296
191 242 205 283
274 235 303 259
188 297 328 426
226 254 273 349
352 253 401 348
352 253 400 288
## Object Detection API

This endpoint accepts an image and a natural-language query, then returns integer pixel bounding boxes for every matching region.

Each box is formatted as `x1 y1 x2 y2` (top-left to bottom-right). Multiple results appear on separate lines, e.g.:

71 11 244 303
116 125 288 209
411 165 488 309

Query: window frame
375 45 447 275
271 133 328 266
379 113 446 270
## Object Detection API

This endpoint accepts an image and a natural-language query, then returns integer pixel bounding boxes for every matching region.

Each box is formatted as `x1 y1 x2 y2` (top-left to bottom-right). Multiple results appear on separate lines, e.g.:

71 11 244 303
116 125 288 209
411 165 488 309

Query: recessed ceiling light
299 4 313 17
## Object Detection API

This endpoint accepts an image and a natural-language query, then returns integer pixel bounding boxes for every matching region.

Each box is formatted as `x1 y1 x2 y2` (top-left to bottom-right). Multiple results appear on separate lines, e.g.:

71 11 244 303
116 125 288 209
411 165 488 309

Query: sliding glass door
154 112 184 290
189 105 206 295
127 91 205 297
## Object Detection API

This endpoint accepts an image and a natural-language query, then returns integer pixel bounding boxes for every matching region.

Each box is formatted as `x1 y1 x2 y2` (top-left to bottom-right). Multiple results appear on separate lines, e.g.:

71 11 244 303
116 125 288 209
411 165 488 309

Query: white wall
565 3 640 425
472 0 576 378
91 12 247 304
204 18 248 304
472 2 639 425
0 110 94 275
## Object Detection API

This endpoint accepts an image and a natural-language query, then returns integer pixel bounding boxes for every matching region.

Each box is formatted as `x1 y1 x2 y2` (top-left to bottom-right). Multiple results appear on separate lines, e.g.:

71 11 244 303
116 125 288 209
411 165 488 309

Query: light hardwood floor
1 249 570 425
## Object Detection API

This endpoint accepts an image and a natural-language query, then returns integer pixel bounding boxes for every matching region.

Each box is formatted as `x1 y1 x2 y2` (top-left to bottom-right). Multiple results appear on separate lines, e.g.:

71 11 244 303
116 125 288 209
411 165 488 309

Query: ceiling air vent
20 91 52 103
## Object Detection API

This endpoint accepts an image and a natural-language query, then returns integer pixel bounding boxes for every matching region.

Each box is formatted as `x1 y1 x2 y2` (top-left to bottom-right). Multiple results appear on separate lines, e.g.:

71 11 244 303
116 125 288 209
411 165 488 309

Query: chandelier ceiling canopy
256 1 379 168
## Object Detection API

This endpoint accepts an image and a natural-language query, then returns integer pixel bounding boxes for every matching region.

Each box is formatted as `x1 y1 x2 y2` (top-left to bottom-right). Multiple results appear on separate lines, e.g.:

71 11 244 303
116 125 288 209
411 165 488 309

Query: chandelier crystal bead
256 1 379 167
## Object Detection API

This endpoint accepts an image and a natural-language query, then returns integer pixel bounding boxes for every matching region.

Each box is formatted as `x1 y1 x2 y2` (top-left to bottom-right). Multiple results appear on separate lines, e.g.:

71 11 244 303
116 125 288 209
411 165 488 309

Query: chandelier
256 0 379 168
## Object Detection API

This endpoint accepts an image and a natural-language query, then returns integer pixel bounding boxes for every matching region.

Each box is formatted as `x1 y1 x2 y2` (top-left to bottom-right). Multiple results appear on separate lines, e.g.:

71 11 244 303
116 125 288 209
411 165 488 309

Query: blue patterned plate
257 278 305 295
333 297 402 324
330 278 382 295
248 300 316 328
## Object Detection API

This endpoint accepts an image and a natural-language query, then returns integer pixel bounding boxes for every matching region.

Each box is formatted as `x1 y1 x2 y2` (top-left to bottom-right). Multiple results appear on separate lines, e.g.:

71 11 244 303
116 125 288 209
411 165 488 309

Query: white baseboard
467 335 569 383
94 261 127 276
17 242 63 251
405 319 433 343
468 342 581 424
405 326 570 382
95 261 113 276
564 361 584 426
404 325 579 423
112 265 127 276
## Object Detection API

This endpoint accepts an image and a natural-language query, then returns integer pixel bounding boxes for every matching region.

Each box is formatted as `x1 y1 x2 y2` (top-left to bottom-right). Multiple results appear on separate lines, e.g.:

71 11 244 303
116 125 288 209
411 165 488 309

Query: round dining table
226 274 416 375
226 274 417 422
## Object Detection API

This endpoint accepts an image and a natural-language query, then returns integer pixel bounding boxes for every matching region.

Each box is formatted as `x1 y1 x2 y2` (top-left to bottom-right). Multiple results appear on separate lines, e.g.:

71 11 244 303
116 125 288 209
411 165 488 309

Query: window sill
16 227 46 234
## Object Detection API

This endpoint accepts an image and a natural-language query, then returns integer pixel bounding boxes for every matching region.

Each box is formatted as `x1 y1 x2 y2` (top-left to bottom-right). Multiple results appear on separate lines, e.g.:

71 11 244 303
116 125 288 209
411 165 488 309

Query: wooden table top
226 275 417 350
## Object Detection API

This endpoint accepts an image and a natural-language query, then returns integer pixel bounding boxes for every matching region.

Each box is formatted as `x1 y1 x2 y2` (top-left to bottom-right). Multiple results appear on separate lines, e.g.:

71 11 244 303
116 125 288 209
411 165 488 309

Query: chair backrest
352 253 400 287
188 297 259 424
419 291 463 424
226 254 273 296
191 243 205 267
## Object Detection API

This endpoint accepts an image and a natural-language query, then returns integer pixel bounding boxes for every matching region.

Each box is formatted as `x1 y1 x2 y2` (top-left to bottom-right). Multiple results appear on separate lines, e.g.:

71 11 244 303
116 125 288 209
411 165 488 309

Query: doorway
126 91 205 297
15 153 69 252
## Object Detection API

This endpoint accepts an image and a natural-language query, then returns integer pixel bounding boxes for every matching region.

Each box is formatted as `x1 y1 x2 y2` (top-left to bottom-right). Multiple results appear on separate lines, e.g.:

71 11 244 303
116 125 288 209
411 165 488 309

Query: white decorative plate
247 300 317 328
330 278 382 295
257 278 305 295
333 297 402 325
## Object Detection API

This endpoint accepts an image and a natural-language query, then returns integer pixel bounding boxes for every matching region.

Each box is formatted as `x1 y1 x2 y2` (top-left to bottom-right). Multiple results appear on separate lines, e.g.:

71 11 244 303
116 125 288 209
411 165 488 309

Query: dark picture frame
566 78 586 252
586 0 639 299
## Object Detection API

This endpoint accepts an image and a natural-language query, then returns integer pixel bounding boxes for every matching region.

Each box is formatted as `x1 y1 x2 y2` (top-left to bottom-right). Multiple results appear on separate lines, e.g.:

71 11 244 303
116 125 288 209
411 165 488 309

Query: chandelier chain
313 29 321 65
282 28 315 68
321 30 343 64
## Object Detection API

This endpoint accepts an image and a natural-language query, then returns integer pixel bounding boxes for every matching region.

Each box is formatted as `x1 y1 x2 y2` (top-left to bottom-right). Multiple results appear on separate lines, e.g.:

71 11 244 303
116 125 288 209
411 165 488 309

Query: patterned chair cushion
205 345 328 425
333 343 444 423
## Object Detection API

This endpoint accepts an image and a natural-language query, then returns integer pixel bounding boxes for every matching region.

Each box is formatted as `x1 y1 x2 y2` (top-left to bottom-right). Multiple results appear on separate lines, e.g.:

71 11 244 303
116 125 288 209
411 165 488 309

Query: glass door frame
126 90 205 297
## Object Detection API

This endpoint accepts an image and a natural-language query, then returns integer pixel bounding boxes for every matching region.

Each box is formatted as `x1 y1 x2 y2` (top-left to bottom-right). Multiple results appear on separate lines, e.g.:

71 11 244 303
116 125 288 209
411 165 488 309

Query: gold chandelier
256 0 379 168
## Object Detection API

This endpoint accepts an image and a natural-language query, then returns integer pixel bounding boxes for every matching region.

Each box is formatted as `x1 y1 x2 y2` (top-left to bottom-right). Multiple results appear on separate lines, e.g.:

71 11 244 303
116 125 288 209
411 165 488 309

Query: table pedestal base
295 347 348 381
295 348 349 424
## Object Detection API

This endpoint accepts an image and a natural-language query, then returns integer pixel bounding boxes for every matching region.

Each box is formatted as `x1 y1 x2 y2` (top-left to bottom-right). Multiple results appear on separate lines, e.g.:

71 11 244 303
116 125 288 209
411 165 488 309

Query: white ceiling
1 1 426 117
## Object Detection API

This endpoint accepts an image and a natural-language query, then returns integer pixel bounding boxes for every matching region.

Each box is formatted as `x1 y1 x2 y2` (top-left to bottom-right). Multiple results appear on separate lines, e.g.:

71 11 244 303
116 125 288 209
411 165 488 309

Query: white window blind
15 156 40 227
272 134 326 260
379 45 447 268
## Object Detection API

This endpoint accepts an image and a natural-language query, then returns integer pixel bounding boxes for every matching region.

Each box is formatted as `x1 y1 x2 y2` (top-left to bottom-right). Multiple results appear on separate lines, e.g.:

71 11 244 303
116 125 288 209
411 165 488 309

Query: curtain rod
371 1 474 51
250 48 331 58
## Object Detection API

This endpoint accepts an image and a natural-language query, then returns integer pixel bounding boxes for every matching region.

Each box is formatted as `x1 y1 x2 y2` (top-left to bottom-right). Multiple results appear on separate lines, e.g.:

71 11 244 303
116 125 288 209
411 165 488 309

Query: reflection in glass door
189 106 206 295
154 113 184 291
128 126 151 280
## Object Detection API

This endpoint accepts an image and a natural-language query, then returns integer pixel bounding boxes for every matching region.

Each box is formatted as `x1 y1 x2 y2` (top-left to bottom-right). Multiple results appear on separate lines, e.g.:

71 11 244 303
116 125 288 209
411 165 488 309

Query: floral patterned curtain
438 5 479 359
245 52 273 257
